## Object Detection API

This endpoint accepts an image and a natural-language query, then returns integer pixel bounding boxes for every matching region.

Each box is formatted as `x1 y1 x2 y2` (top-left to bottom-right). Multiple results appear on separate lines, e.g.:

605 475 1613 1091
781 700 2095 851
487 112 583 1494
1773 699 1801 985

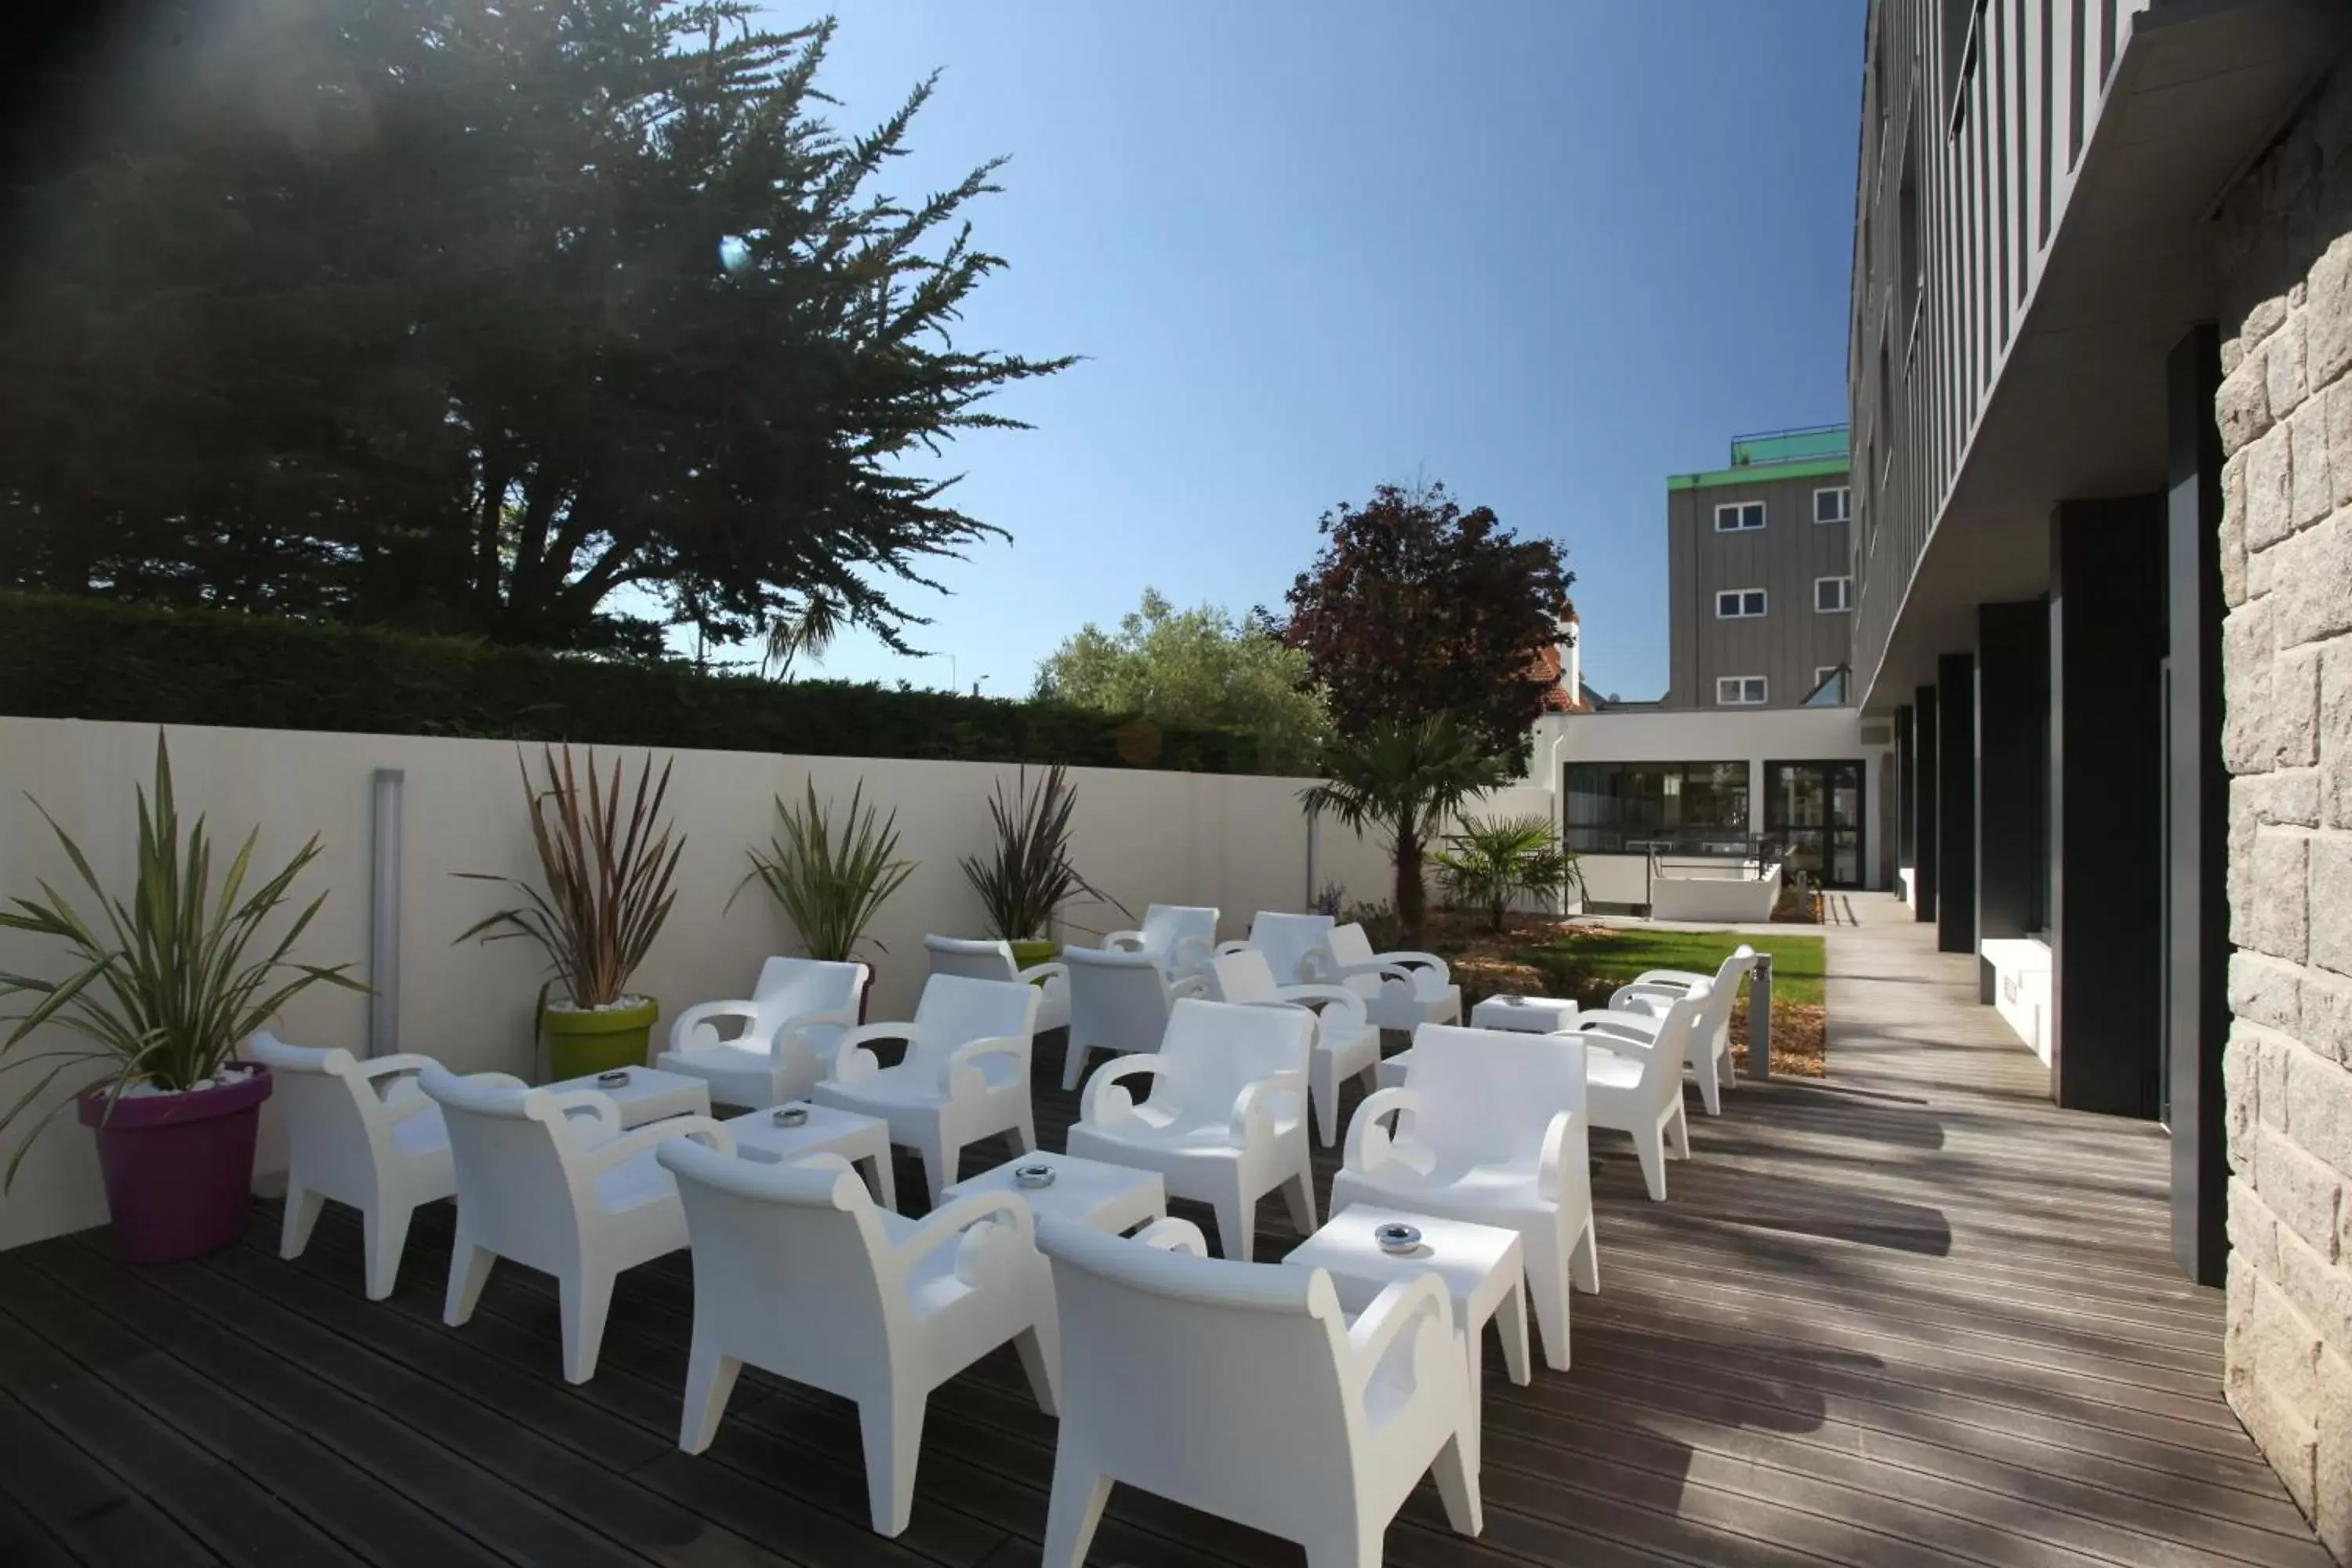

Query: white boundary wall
0 717 1393 1250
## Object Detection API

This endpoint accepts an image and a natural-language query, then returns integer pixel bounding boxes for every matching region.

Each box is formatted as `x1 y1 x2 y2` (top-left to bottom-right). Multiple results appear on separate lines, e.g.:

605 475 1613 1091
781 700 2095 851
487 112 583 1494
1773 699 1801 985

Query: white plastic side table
724 1102 899 1213
943 1150 1167 1235
1468 995 1581 1033
543 1065 712 1128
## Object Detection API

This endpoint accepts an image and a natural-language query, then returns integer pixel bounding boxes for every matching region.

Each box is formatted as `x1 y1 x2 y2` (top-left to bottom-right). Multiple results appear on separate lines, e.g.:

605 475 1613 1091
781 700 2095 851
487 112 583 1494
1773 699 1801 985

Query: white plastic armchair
1215 909 1338 985
420 1065 731 1383
1034 1211 1480 1568
813 973 1042 1207
1103 904 1221 980
1311 923 1463 1031
1065 997 1316 1261
656 956 867 1109
1203 949 1379 1147
1570 994 1700 1200
1613 942 1755 1004
1060 946 1208 1092
1595 949 1750 1115
247 1033 455 1300
659 1142 1058 1536
924 934 1070 1033
1334 1022 1599 1371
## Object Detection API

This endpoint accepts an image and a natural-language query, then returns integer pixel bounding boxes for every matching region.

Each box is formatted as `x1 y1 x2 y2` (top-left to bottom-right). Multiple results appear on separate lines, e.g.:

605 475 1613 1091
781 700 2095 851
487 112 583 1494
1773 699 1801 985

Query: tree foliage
1273 482 1573 760
0 2 1066 656
1298 717 1509 944
1035 589 1331 774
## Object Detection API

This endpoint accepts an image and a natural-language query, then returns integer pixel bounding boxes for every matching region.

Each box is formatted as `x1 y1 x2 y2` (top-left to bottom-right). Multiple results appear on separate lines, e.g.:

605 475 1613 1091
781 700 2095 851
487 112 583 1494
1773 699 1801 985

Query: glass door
1765 760 1866 889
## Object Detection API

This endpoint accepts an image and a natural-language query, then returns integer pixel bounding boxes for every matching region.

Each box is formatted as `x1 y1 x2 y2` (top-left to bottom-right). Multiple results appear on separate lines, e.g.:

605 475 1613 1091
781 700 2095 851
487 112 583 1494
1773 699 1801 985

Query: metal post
368 768 405 1058
1747 951 1773 1082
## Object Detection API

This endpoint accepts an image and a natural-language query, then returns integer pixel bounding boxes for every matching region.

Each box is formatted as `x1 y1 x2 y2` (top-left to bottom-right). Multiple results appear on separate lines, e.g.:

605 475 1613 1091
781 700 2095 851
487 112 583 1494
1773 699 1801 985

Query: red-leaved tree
1272 482 1573 763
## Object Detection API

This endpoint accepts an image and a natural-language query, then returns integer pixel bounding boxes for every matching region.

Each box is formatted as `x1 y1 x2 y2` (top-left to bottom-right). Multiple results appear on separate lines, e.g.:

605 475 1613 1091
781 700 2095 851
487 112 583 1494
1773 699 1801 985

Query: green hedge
0 593 1262 773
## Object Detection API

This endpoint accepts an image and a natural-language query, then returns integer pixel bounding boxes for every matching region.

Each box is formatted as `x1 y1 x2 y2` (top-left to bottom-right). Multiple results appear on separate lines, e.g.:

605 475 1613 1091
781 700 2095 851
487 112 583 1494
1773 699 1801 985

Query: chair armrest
1272 985 1370 1030
1134 1217 1210 1255
1371 949 1452 986
1537 1108 1583 1202
1323 958 1427 990
1015 961 1070 989
940 1033 1029 1097
1213 939 1253 957
1229 1069 1308 1148
353 1053 437 1082
1167 935 1215 974
769 1006 858 1059
831 1021 918 1084
1575 1022 1664 1062
1165 973 1210 1002
1573 1007 1668 1040
1609 980 1700 1013
581 1115 733 1177
1102 930 1147 952
1631 969 1704 990
1344 1272 1454 1374
1342 1086 1421 1171
667 999 759 1054
1081 1054 1170 1127
889 1189 1036 1286
543 1090 623 1141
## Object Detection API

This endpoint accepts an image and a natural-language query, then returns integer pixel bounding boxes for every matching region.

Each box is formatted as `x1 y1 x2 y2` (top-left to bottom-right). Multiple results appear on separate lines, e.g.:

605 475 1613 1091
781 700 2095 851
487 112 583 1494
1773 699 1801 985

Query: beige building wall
0 717 1392 1251
2215 54 2352 1561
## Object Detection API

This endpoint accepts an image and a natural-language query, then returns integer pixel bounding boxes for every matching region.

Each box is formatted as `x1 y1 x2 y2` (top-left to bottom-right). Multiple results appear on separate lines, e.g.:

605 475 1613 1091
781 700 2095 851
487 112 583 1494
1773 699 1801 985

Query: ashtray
1014 1163 1058 1189
1374 1221 1423 1255
595 1069 630 1087
771 1105 810 1127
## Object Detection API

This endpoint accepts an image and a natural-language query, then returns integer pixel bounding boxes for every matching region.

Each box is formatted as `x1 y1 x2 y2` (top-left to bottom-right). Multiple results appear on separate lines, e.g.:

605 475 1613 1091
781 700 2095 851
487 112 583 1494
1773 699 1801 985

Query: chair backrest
1036 1214 1356 1533
902 973 1041 1079
420 1065 592 1271
1201 949 1282 1005
1627 996 1705 1107
1688 951 1751 1037
245 1033 395 1193
1401 1024 1588 1167
659 1139 895 1374
1320 922 1391 996
1138 905 1219 970
1243 912 1334 985
750 956 868 1032
1065 946 1174 1053
1158 997 1312 1109
924 935 1019 985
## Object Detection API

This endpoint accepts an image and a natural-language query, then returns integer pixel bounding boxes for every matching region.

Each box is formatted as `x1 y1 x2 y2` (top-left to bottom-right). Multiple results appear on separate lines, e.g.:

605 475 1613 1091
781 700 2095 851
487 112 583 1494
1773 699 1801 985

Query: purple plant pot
78 1064 272 1264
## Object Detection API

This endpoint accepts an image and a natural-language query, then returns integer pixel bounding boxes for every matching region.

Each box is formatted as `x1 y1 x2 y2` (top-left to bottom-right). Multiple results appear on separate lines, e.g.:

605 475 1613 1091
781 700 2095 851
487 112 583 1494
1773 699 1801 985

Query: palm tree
1299 717 1508 944
763 593 842 681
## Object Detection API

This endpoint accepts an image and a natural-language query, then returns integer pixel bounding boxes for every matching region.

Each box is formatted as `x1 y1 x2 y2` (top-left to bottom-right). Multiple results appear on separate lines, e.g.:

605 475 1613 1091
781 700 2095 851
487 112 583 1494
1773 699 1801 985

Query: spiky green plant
733 779 916 961
960 764 1127 941
1435 813 1583 933
0 733 365 1185
456 747 682 1009
1299 717 1510 945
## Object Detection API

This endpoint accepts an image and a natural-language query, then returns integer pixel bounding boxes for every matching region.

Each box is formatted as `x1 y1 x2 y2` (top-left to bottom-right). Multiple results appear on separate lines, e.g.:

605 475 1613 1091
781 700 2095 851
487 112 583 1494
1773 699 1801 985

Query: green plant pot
1007 938 1061 978
543 996 659 1080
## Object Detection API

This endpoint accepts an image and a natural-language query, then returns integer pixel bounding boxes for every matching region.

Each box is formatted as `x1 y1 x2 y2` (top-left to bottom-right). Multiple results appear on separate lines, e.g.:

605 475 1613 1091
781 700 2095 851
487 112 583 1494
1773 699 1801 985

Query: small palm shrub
1435 814 1581 932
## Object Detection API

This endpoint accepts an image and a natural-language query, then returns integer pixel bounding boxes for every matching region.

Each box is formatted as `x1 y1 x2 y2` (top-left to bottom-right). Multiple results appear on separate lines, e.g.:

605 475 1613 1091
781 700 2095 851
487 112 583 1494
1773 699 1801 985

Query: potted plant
458 747 683 1080
734 777 917 1019
1434 813 1584 931
959 764 1124 970
0 735 365 1262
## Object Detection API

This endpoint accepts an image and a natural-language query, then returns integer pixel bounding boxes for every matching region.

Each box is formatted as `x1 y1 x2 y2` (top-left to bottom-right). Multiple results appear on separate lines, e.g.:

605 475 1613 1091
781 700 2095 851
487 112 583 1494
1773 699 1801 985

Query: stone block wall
2216 53 2352 1562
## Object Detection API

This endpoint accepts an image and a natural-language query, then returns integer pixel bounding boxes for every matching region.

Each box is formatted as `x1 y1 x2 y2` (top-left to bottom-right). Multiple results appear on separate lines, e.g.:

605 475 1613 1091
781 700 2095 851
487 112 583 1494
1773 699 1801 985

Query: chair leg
444 1229 495 1326
1011 1105 1039 1156
1694 1051 1722 1116
1210 1190 1254 1262
1303 1525 1385 1568
559 1268 617 1385
916 1136 955 1210
1431 1428 1483 1537
1013 1318 1060 1417
280 1183 325 1260
857 1389 927 1537
1278 1168 1318 1237
1632 1127 1668 1202
1041 1450 1113 1568
362 1203 415 1301
1523 1229 1573 1371
1061 1036 1091 1093
677 1334 742 1454
1311 1052 1339 1147
1570 1213 1601 1295
1666 1099 1691 1160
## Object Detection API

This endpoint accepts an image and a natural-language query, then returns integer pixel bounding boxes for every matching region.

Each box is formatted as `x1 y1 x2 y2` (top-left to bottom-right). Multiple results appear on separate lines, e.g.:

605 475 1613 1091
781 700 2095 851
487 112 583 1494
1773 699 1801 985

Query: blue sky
778 2 1866 701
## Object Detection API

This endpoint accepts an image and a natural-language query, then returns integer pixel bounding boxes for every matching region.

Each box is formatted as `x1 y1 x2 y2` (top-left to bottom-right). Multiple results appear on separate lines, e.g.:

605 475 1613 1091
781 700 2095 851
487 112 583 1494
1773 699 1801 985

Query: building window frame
1813 485 1851 524
1815 575 1853 613
1716 675 1768 706
1714 500 1766 532
1814 664 1845 690
1715 587 1768 619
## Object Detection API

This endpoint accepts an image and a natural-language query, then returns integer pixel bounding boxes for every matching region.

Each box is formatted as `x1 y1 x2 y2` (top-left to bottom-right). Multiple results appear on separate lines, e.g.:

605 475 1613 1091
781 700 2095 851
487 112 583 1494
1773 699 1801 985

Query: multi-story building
1848 0 2351 1544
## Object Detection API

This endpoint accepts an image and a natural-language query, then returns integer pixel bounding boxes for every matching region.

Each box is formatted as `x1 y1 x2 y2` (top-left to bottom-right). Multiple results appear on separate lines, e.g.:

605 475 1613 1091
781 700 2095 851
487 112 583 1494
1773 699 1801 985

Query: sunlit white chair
924 934 1070 1033
248 1033 456 1301
1064 997 1315 1261
1310 923 1462 1031
1215 910 1335 986
1203 949 1378 1147
420 1065 731 1383
1605 946 1753 1114
1596 948 1751 1115
1060 946 1209 1092
1334 1023 1599 1370
661 1141 1059 1536
814 973 1042 1207
1569 995 1699 1201
1103 904 1221 979
655 956 868 1109
1035 1212 1481 1568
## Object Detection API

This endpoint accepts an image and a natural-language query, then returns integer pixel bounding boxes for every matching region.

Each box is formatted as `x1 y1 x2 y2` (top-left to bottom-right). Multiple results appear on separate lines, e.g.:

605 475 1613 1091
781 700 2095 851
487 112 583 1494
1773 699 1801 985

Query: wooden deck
0 902 2326 1567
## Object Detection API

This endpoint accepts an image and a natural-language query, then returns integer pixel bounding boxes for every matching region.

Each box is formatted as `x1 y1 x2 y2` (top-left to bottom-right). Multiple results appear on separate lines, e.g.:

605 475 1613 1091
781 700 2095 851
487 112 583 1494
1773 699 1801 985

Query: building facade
1847 0 2352 1548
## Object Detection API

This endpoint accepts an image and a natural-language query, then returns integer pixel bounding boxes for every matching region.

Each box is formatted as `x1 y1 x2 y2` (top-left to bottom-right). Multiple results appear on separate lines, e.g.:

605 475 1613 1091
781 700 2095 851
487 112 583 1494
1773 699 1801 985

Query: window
1716 675 1767 706
1813 486 1851 524
1716 588 1767 619
1815 575 1852 612
1563 760 1750 854
1897 137 1922 348
1814 665 1846 691
1714 501 1766 532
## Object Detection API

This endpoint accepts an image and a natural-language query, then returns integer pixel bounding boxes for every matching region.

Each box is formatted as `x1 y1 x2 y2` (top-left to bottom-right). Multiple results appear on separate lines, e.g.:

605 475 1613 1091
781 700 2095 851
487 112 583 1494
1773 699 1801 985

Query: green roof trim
1666 455 1852 491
